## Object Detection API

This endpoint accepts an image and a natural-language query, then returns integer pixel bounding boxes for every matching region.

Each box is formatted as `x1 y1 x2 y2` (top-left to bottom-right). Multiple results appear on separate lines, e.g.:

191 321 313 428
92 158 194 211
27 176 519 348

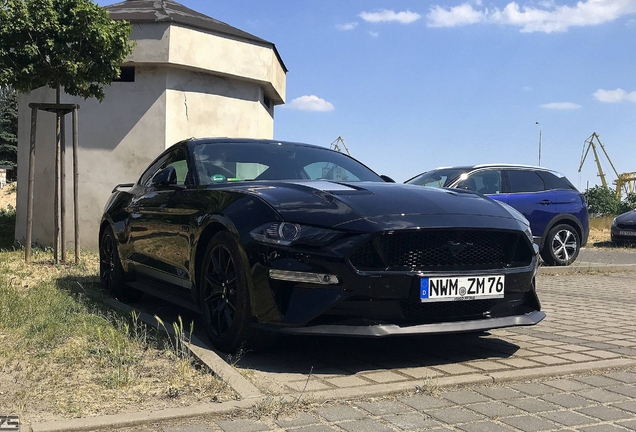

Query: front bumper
269 310 546 337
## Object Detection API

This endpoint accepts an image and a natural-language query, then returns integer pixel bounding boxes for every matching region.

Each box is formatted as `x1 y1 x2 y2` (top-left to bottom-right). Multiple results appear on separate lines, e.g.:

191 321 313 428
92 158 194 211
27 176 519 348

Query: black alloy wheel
200 231 252 352
541 224 580 266
99 226 143 302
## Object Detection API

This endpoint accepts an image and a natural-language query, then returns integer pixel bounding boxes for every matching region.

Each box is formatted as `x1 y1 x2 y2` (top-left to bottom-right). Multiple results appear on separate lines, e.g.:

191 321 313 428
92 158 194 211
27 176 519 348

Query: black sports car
100 138 545 352
611 209 636 244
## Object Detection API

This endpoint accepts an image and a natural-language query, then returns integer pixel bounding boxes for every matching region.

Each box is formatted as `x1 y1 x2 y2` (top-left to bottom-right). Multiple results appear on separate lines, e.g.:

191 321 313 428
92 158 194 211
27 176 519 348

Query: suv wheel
540 224 580 266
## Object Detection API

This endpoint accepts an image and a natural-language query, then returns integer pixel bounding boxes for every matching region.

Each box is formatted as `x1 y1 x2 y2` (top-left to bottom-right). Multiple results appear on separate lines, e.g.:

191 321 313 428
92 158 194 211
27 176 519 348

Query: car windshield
193 142 384 185
406 168 468 188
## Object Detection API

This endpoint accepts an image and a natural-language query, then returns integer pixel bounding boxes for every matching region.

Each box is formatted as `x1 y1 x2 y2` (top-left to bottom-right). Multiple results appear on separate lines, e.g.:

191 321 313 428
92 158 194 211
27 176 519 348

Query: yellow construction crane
578 132 634 198
330 136 351 155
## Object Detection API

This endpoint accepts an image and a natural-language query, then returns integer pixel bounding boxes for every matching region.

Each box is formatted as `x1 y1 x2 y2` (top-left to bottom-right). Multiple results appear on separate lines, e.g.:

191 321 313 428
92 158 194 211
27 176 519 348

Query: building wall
16 67 168 251
15 22 285 252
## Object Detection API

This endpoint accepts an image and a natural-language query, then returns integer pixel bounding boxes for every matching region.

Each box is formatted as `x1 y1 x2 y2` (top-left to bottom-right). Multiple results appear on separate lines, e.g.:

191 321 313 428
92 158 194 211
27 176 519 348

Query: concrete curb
538 263 636 275
26 358 636 432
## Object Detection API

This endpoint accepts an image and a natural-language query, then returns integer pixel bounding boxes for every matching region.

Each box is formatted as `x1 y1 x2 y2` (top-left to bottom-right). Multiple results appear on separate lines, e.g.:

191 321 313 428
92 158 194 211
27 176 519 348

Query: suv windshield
193 142 384 185
406 168 468 188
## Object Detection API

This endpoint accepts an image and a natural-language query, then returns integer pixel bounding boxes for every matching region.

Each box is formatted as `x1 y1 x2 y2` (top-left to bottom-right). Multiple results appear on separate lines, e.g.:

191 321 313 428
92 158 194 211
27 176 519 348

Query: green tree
0 85 17 180
0 0 134 101
584 185 620 216
618 192 636 214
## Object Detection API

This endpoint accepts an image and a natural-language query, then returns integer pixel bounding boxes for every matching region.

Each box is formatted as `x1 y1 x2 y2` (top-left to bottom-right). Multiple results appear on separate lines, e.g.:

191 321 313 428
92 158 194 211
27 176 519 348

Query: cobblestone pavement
97 272 636 432
112 368 636 431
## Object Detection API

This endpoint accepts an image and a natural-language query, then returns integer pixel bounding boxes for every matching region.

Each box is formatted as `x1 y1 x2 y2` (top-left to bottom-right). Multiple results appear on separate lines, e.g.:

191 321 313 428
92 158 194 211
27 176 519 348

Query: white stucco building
15 0 287 251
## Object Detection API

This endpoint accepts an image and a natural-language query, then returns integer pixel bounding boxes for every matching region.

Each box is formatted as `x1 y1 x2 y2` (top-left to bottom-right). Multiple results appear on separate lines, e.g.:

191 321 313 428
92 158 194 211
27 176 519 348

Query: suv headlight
250 222 342 246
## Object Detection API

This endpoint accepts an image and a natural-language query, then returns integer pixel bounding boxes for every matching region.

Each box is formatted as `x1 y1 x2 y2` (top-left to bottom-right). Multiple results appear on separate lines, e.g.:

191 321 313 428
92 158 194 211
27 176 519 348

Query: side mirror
380 175 396 183
151 166 177 186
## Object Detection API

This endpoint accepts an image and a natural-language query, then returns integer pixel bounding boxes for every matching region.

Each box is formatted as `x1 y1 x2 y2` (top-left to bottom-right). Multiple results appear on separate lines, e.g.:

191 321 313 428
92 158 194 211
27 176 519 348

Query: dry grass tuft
0 249 237 424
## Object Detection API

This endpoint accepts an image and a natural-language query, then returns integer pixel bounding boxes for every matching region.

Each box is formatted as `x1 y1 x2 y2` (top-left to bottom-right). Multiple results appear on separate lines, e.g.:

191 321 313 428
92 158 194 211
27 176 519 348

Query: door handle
539 200 552 205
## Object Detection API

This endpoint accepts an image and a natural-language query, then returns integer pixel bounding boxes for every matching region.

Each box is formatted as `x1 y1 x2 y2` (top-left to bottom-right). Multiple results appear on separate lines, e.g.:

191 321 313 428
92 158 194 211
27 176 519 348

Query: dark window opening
263 95 272 110
114 66 135 82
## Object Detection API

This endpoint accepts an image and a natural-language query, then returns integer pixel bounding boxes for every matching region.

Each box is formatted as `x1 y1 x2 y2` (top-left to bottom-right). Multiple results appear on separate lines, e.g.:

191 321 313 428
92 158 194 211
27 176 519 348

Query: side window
140 148 189 187
458 170 501 194
507 170 545 193
536 171 577 190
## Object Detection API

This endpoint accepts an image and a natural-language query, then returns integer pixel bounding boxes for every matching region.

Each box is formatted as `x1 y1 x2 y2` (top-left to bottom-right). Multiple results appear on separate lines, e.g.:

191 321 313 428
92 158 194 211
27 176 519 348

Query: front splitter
272 310 546 337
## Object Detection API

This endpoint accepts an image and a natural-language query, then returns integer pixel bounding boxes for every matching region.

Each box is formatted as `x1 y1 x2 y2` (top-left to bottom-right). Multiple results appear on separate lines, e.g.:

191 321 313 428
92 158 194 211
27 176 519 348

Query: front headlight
612 217 618 227
250 222 342 246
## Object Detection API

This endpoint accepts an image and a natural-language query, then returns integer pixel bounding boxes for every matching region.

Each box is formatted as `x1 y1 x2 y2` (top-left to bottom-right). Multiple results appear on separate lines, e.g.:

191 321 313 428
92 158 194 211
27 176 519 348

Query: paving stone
505 397 561 413
496 358 543 368
528 355 570 365
315 406 366 422
540 393 593 409
361 370 408 383
508 382 556 396
607 384 636 398
441 390 489 404
577 388 627 403
276 413 321 428
578 425 630 432
164 426 216 432
427 407 483 424
400 394 452 410
574 375 623 387
383 413 441 430
538 410 595 426
337 419 394 432
465 360 511 371
543 378 590 392
286 426 338 432
216 419 270 432
285 380 332 392
355 400 410 416
431 364 479 375
323 376 370 388
499 415 558 432
466 401 524 418
585 350 621 359
475 386 524 400
576 405 634 421
617 419 636 431
607 371 636 384
457 421 516 432
398 366 443 379
613 400 636 414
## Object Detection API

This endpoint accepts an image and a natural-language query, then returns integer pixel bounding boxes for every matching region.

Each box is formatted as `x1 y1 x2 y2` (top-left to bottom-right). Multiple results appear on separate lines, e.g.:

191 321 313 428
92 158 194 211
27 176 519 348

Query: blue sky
102 0 636 189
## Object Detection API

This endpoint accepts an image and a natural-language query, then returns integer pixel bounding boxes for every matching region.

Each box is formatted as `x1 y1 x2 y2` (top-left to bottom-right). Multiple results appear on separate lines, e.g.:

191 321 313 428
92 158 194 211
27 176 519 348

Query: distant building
15 0 287 250
0 165 11 189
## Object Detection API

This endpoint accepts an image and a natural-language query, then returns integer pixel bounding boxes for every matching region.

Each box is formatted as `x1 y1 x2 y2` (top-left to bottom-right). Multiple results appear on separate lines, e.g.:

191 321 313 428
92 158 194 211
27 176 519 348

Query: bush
585 186 636 216
585 186 619 216
0 205 15 249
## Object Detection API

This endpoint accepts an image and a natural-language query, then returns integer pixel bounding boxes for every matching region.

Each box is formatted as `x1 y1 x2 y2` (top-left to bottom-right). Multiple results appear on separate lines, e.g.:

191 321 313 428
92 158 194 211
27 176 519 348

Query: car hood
615 210 636 226
226 181 528 232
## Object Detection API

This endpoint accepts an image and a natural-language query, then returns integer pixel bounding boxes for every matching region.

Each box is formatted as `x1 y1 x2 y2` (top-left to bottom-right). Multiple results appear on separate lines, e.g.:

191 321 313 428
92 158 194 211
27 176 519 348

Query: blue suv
406 164 589 266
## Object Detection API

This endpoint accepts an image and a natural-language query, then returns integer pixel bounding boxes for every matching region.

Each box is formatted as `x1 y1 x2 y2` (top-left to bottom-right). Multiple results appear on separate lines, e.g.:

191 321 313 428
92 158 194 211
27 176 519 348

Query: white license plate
420 275 505 302
619 230 636 236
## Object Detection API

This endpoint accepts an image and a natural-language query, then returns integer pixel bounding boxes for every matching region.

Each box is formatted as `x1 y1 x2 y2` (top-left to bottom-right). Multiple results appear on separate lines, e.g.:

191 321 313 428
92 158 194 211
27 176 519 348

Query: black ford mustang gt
100 138 545 352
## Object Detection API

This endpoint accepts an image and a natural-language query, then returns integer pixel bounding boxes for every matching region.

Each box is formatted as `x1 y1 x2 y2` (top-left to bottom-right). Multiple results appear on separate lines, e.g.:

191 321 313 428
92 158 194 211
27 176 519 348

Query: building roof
106 0 287 72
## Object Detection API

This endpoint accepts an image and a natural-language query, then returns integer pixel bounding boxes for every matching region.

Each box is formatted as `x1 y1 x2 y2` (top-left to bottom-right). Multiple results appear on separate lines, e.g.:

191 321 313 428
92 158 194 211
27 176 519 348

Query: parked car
100 140 544 352
611 209 636 244
406 164 589 266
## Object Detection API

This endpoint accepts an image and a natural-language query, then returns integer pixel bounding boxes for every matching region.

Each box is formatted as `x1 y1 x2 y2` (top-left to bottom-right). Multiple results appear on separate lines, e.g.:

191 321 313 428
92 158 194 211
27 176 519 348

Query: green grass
0 214 235 421
589 215 613 231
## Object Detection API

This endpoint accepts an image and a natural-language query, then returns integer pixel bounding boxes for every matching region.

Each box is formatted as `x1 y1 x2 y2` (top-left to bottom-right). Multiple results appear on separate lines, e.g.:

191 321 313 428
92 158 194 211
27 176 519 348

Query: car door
129 147 194 288
504 169 556 241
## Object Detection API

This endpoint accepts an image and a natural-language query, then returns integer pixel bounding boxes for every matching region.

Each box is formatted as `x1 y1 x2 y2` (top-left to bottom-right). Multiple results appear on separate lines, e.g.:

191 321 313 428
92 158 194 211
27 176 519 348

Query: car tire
540 224 580 266
199 231 276 353
100 226 143 302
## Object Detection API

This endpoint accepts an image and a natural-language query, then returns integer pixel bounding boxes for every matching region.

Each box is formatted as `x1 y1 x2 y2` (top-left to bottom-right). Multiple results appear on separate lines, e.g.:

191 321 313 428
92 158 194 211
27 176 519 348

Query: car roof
432 163 552 171
181 137 330 152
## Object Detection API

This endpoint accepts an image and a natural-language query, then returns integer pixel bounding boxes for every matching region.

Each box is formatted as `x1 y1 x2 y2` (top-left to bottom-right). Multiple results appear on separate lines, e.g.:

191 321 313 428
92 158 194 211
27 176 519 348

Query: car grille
400 299 497 321
349 229 533 271
616 222 636 230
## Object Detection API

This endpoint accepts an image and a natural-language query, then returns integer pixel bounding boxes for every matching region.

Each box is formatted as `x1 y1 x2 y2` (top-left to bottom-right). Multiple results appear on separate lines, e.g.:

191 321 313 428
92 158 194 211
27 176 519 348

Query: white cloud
593 88 636 102
287 95 335 112
428 4 485 27
369 31 380 37
426 0 636 33
540 102 582 110
337 22 358 31
359 9 422 24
